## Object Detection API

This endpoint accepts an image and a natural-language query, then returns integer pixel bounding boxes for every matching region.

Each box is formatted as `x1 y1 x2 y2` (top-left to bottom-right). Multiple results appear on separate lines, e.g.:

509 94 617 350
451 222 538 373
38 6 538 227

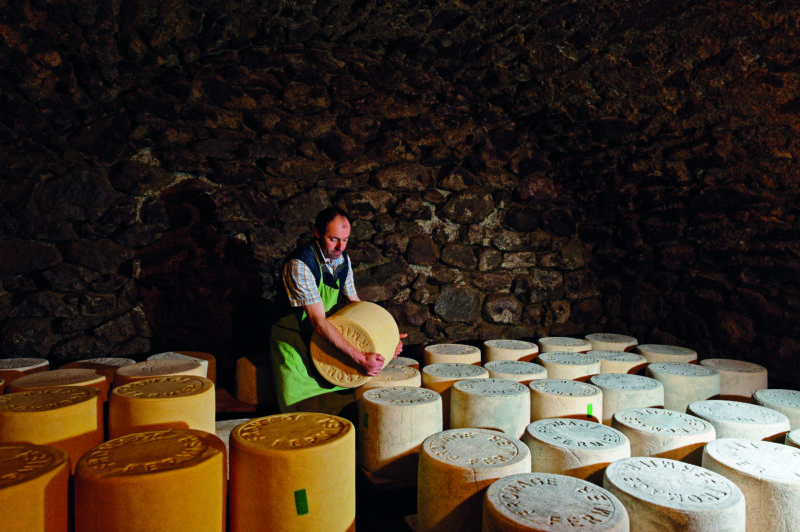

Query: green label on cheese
294 489 309 515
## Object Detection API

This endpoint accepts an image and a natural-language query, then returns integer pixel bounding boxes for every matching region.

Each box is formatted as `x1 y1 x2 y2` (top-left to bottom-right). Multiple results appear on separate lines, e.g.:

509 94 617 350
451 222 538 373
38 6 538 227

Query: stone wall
1 1 798 387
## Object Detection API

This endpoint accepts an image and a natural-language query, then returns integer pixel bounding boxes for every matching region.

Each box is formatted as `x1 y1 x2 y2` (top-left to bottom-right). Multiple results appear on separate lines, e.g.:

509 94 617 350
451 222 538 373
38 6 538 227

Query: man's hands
395 333 408 358
353 352 385 376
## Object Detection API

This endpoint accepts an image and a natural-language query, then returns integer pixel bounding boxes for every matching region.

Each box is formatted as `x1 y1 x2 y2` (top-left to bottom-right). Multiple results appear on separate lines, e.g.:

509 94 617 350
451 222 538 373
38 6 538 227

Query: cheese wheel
483 472 629 532
484 360 547 385
230 413 355 532
215 418 251 479
524 418 630 484
590 374 664 425
537 337 591 353
108 376 216 439
113 359 205 387
752 389 800 430
590 351 648 375
423 343 482 366
310 301 399 388
698 359 767 401
585 333 638 352
0 386 103 472
8 368 110 401
417 428 530 532
786 428 800 448
75 429 226 532
358 386 442 479
422 363 489 429
687 400 790 441
61 358 136 380
537 352 600 381
0 358 49 383
354 365 421 402
175 351 217 384
636 344 697 364
703 438 800 532
646 362 720 413
234 355 277 406
611 407 716 465
148 352 209 379
529 379 603 424
603 457 745 532
450 379 530 438
389 356 420 370
0 444 70 532
482 339 538 363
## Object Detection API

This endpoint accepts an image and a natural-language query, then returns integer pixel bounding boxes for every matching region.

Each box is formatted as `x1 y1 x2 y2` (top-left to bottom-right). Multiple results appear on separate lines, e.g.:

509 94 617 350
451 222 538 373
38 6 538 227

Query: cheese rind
482 339 538 363
646 362 720 412
698 359 767 401
590 374 664 425
0 358 49 383
234 355 277 406
590 351 648 375
752 389 800 430
537 337 592 353
786 428 800 448
450 378 530 438
148 352 209 379
687 399 790 441
422 363 489 429
636 344 697 364
585 333 638 352
537 352 600 381
424 343 482 366
61 358 136 380
389 356 420 370
113 359 206 387
529 379 603 424
354 365 421 402
484 360 547 385
8 368 110 401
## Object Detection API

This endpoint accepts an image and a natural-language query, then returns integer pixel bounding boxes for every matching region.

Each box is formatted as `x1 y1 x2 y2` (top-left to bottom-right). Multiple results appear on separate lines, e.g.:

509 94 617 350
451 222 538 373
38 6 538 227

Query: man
270 207 403 415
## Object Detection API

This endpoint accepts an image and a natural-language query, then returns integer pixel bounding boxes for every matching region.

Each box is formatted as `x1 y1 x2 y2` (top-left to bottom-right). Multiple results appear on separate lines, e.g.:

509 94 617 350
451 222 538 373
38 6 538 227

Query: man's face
316 215 351 261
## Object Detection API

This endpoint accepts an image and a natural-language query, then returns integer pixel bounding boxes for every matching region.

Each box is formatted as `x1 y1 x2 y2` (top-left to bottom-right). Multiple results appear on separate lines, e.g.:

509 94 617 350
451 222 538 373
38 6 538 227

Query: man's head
314 207 352 261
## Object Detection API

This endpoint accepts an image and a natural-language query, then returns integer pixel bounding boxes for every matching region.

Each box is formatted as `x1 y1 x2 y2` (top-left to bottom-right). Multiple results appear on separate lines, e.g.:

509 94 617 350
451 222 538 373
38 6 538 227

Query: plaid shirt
283 241 357 307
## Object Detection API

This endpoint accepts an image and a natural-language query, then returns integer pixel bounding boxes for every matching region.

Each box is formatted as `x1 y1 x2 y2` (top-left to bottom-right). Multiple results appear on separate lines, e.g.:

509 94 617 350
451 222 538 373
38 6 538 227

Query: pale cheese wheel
230 413 355 532
0 444 70 532
524 418 630 484
424 343 482 366
752 389 800 430
8 368 110 401
687 399 790 441
703 438 800 532
417 428 531 532
590 351 648 375
310 301 399 388
175 351 217 384
354 365 421 402
0 358 49 383
590 374 664 425
108 376 216 439
537 352 600 381
422 363 489 429
612 407 716 465
234 355 277 406
484 360 547 385
75 429 226 532
113 359 205 387
358 386 442 479
450 378 530 438
482 339 538 363
698 359 767 401
529 379 603 424
61 357 136 380
389 356 420 370
603 456 745 532
646 362 720 413
148 351 209 379
537 337 592 353
636 344 697 364
585 333 638 352
786 428 800 448
215 418 251 479
483 472 629 532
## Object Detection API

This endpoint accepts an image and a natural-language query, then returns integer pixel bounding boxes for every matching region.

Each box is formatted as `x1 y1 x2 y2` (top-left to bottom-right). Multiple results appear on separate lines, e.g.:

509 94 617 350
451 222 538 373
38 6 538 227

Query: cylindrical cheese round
698 359 767 401
537 352 600 381
585 333 638 352
354 365 421 402
215 418 251 479
604 456 745 532
646 362 720 412
0 358 49 383
612 407 716 465
0 444 70 532
75 429 226 532
636 344 697 364
175 351 217 384
482 339 538 363
310 301 399 388
591 351 648 375
417 428 530 532
483 360 547 385
8 368 110 401
108 376 216 439
422 363 489 429
148 352 209 379
687 400 790 441
590 374 664 425
358 386 442 479
389 356 420 370
483 472 629 532
538 337 592 353
230 413 355 532
752 389 800 430
529 379 603 424
61 358 137 380
450 379 530 438
524 418 630 484
113 359 205 388
235 355 277 407
786 428 800 448
423 343 482 366
703 438 800 532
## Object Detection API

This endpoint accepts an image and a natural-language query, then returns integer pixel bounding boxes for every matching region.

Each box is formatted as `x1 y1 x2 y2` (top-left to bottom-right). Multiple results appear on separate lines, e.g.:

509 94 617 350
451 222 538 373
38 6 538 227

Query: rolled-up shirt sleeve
342 256 357 299
283 259 322 307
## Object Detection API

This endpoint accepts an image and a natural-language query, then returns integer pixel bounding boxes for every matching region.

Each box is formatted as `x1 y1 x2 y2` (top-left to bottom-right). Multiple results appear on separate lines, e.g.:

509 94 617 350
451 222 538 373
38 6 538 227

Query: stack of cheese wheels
585 333 638 352
113 359 205 387
0 443 70 532
524 418 630 485
0 358 49 384
358 386 442 479
450 378 530 438
483 360 547 385
483 472 629 532
423 343 482 366
235 355 276 406
421 363 488 429
310 301 399 388
591 351 648 375
147 352 209 379
61 357 136 380
354 365 421 402
8 368 110 401
0 386 103 472
538 337 592 353
687 400 790 441
482 339 538 363
646 362 720 412
703 438 800 532
417 428 530 532
590 374 664 425
604 456 745 532
529 379 603 424
389 356 420 370
612 407 716 465
537 352 600 381
636 344 697 364
230 413 355 532
108 375 216 439
786 428 800 448
752 389 800 430
75 429 226 532
698 359 767 401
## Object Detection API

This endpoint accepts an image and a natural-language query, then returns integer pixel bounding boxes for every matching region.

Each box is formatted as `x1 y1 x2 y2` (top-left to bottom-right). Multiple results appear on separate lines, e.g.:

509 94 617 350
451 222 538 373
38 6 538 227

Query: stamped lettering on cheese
754 389 800 408
0 446 62 486
454 378 528 396
484 361 546 376
425 429 524 467
539 352 598 365
485 339 537 351
648 362 716 377
586 333 637 345
237 413 350 449
364 386 438 405
373 365 418 381
528 418 624 448
540 337 592 348
530 379 599 397
115 376 208 398
427 344 479 355
591 374 661 391
690 400 788 424
590 351 645 362
705 438 800 482
424 363 487 378
0 386 95 412
82 430 211 475
615 407 711 435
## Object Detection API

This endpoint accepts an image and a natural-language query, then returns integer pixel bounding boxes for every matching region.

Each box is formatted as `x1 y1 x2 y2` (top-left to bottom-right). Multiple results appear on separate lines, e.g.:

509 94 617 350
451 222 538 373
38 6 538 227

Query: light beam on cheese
538 337 592 353
0 358 49 384
698 359 767 401
590 374 664 425
687 399 790 441
482 339 539 363
450 378 530 438
423 343 482 366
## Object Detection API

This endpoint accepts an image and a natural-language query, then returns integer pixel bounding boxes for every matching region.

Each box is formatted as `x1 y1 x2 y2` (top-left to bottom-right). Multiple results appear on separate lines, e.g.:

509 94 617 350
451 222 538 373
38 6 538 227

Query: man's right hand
354 352 385 376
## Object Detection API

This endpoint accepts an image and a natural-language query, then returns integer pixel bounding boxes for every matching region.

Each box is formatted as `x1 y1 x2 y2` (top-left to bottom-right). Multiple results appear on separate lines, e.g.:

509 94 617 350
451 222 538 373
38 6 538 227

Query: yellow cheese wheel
234 355 278 406
113 359 206 387
230 413 355 532
8 368 110 401
75 429 226 532
108 376 216 439
61 358 137 380
0 444 70 532
0 358 49 384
